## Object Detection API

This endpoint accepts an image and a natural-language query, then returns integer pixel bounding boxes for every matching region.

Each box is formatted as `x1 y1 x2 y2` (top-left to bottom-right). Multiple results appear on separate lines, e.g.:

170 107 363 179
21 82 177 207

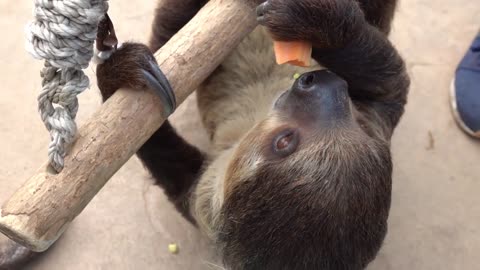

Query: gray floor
1 0 479 269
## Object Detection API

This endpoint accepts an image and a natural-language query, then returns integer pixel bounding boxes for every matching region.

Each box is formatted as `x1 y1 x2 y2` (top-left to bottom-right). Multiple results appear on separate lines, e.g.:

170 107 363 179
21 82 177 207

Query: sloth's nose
296 72 318 92
285 70 352 124
293 70 348 96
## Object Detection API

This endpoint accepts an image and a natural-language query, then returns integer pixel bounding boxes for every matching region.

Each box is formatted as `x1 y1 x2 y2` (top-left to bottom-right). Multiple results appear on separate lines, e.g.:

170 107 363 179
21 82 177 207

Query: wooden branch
0 0 259 252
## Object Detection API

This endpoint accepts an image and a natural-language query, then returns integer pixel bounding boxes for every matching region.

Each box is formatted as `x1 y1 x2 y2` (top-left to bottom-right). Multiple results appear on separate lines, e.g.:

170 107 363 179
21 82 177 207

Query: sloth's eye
273 129 299 157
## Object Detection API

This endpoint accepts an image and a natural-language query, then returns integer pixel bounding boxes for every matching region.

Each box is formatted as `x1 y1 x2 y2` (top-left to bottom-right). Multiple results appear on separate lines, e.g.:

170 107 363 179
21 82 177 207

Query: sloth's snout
275 70 353 125
292 70 348 98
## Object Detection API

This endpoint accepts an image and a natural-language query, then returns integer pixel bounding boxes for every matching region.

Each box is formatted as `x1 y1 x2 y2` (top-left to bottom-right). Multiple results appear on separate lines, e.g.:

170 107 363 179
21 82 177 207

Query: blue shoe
450 31 480 138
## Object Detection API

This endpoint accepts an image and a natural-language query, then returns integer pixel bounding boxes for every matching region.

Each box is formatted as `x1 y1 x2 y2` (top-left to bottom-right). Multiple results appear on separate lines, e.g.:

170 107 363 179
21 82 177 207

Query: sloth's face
216 70 393 269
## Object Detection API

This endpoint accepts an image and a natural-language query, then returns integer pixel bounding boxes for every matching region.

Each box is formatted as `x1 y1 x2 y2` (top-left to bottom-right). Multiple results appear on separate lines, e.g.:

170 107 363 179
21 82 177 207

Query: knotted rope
26 0 109 172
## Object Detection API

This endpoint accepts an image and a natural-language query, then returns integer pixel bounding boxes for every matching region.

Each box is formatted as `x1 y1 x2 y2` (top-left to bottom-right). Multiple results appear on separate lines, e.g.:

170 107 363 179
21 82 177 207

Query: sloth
0 0 409 269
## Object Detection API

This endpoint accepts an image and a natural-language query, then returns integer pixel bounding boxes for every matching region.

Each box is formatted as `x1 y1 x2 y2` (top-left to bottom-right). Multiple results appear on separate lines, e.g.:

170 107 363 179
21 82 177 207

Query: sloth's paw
96 42 175 112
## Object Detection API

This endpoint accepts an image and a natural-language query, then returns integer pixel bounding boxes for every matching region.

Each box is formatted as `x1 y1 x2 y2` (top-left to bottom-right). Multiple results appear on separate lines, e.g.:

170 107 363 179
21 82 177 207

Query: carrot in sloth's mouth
273 41 312 67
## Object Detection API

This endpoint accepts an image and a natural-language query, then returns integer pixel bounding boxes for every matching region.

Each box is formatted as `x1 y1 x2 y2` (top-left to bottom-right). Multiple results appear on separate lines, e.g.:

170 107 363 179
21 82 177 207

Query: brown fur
149 0 207 51
96 43 158 101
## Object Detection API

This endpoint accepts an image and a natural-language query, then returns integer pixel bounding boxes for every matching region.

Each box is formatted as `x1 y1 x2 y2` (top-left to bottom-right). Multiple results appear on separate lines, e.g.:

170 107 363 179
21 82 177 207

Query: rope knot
27 0 109 172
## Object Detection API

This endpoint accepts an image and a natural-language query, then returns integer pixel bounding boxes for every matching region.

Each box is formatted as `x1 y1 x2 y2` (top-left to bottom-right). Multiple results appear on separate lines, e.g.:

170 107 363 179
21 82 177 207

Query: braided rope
26 0 109 172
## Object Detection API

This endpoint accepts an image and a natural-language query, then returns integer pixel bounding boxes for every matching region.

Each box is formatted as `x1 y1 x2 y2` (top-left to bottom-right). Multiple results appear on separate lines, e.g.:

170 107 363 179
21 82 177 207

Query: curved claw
147 60 176 110
141 61 176 116
256 1 270 24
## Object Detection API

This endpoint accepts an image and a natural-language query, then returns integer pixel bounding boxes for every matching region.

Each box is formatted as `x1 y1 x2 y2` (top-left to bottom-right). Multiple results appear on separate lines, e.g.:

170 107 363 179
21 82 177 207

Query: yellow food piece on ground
168 243 179 254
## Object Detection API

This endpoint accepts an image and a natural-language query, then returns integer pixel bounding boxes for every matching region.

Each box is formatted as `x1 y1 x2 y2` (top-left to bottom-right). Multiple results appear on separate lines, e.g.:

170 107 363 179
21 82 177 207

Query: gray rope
26 0 109 172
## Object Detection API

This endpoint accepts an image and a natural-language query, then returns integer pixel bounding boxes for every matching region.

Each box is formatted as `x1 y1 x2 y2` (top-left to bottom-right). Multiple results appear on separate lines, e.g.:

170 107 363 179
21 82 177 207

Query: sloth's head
199 70 392 270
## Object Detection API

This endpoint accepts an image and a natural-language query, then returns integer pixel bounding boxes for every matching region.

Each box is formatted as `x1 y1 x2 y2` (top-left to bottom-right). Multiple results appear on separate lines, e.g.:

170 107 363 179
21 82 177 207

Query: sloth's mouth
273 90 289 109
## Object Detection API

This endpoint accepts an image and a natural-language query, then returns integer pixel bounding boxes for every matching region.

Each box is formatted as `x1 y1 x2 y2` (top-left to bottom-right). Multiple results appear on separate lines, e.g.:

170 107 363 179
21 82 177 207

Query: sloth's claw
256 1 270 24
141 60 176 115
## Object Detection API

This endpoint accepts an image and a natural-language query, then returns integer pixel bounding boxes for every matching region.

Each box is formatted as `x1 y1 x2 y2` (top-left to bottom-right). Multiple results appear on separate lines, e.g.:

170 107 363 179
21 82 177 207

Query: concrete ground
0 0 479 269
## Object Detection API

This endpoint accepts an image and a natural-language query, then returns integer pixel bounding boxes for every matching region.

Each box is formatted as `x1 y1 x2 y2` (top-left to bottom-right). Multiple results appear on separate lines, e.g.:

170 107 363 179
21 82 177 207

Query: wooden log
0 0 259 252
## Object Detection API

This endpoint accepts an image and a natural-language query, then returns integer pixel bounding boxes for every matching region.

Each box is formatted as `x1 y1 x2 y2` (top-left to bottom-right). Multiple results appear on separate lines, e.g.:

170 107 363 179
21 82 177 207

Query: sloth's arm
312 23 409 129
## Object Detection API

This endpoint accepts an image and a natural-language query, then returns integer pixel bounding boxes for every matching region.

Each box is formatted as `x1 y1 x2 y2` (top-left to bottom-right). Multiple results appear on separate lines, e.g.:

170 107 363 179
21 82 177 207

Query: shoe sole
449 78 480 138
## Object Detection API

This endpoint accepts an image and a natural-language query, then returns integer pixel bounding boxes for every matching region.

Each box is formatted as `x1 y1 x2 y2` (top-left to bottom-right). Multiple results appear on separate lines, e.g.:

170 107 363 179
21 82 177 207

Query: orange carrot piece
273 41 312 67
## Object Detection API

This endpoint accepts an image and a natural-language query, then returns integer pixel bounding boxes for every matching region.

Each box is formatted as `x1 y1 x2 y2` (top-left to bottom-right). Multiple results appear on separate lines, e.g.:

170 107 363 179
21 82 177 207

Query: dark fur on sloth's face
217 71 392 270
